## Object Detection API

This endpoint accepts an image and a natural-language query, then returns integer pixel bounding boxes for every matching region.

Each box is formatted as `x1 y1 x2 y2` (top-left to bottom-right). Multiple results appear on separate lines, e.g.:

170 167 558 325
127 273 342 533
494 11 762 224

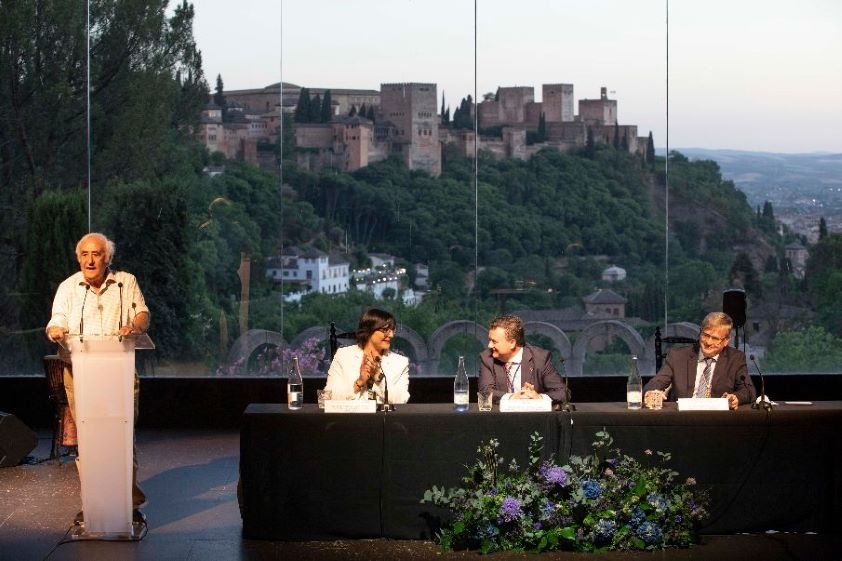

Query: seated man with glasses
324 308 410 403
644 311 756 410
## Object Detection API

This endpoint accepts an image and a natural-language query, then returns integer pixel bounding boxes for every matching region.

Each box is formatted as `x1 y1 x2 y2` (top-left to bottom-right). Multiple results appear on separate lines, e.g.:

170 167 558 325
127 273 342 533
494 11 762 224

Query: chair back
654 327 697 372
329 322 356 359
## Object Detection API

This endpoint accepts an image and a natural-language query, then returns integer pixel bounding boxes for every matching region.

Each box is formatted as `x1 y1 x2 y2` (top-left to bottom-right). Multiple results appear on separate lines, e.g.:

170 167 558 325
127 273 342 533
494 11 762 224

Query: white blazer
325 345 410 403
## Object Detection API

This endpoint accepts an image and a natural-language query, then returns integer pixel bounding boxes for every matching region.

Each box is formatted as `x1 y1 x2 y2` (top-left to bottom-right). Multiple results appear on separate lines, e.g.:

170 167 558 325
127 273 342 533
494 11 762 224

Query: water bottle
454 356 469 412
287 356 303 410
626 354 642 410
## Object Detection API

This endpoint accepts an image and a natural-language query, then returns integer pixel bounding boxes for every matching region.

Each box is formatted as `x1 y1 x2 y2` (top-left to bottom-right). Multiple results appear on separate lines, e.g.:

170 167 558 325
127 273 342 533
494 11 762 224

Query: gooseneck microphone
79 284 90 342
375 358 394 412
749 354 772 411
118 282 124 341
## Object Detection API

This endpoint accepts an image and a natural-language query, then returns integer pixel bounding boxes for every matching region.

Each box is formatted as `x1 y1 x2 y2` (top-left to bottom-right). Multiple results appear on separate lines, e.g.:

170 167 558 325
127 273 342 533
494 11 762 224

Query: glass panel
2 1 840 388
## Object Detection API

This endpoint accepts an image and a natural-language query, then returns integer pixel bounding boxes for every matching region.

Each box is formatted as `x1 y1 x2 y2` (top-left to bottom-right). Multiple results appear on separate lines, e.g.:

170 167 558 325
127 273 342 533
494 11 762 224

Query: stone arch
427 320 486 375
227 329 287 375
523 321 572 363
290 325 331 350
569 320 646 377
393 324 429 366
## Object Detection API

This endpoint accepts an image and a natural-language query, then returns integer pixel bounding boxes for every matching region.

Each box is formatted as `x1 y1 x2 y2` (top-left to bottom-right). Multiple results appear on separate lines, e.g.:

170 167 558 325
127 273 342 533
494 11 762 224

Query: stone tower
542 83 574 123
379 83 441 176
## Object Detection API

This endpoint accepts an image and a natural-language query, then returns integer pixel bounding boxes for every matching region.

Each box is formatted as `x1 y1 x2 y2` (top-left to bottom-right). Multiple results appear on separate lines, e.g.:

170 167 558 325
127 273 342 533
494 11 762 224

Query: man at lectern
45 232 150 524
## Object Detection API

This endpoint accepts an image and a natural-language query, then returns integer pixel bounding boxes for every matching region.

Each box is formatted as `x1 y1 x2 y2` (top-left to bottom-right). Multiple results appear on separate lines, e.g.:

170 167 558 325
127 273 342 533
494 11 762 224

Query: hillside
671 148 842 241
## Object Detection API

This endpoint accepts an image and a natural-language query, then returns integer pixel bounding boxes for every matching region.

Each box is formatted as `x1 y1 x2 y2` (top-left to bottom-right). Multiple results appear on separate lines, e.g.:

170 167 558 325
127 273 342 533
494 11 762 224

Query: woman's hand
355 351 381 392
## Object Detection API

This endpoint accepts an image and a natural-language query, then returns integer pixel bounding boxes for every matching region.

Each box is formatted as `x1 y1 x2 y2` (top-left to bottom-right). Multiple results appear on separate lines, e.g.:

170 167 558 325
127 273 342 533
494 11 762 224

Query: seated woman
324 308 410 403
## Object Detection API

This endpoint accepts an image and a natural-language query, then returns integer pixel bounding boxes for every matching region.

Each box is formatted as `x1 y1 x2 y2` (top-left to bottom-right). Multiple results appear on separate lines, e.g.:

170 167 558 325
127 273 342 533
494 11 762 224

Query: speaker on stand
722 289 747 349
0 411 38 468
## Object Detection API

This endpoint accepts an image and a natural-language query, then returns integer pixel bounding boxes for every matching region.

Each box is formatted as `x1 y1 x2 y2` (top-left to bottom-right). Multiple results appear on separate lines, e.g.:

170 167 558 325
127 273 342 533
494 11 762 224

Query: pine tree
819 217 828 239
309 93 322 122
320 90 333 123
646 132 656 170
348 104 357 117
294 87 311 123
366 105 375 122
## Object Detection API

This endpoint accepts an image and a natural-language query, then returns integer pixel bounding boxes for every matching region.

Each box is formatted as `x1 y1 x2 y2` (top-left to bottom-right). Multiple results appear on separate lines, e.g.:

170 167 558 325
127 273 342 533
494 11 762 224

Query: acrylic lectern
64 333 154 541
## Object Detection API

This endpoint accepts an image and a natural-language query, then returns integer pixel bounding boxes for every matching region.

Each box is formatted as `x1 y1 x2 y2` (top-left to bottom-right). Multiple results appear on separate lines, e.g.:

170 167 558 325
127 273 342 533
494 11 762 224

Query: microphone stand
749 354 772 411
377 364 394 412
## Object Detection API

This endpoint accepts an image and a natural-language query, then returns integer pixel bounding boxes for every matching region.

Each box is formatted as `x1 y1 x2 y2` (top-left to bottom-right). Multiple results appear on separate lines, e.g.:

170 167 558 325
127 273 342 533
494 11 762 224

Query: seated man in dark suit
478 314 569 404
644 311 756 410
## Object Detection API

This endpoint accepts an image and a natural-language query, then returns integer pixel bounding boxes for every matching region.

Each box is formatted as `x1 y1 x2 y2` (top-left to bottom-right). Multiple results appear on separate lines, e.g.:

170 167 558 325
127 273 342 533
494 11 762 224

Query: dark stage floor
0 429 839 561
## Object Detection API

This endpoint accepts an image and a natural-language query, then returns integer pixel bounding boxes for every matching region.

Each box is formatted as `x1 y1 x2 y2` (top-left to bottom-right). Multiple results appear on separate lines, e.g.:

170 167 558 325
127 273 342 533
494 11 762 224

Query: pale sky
191 0 842 154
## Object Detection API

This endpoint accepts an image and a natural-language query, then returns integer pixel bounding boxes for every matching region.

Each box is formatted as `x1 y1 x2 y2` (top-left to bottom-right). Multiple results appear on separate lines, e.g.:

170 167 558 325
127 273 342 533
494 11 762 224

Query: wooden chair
329 322 356 359
43 355 77 462
654 327 697 372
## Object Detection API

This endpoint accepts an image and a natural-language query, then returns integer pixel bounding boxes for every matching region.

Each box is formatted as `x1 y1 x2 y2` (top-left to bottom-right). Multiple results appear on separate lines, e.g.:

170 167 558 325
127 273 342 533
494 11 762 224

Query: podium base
67 519 147 542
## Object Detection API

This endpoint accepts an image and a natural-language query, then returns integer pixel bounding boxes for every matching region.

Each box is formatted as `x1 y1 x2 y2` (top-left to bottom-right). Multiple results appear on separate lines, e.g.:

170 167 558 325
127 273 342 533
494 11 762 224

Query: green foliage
422 430 709 553
762 326 842 372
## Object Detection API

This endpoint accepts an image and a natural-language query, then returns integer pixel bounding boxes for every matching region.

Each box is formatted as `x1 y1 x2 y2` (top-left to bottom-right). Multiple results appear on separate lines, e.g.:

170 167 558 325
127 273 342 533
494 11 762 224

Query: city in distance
673 149 842 242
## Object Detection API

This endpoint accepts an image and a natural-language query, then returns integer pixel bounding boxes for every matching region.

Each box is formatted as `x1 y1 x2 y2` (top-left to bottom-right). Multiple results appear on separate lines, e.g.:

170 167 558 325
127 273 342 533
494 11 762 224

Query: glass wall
2 1 840 380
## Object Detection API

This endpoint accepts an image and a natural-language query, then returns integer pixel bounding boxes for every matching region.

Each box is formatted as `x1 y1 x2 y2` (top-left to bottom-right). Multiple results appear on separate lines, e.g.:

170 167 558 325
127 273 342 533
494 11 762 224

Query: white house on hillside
266 247 350 297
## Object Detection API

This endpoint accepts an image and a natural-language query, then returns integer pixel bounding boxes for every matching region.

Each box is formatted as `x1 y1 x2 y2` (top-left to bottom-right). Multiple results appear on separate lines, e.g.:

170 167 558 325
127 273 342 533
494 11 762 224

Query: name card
677 397 729 411
499 393 552 412
324 399 377 414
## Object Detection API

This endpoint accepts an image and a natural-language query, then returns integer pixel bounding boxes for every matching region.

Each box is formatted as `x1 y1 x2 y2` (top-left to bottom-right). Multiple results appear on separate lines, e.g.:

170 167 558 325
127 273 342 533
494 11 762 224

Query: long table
239 402 842 540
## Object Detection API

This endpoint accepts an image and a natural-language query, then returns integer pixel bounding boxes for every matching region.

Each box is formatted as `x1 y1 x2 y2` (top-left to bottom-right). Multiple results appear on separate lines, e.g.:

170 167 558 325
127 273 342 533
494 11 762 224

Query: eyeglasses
377 326 396 335
700 331 727 344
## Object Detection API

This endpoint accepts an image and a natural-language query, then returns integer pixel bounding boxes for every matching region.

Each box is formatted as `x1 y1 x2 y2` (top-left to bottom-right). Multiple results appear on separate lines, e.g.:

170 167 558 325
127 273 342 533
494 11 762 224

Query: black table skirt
240 402 842 540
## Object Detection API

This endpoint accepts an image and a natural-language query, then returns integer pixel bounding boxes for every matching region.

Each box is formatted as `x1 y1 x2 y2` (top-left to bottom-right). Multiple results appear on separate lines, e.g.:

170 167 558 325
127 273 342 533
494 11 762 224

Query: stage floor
0 429 839 561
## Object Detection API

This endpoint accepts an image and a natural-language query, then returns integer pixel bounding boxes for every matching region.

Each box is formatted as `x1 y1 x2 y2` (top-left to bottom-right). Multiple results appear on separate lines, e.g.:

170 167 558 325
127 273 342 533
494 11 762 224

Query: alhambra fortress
197 81 648 177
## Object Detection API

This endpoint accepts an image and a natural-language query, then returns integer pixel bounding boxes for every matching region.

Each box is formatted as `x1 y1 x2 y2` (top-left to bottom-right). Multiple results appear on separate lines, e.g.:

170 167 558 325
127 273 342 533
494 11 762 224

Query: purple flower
499 496 522 522
539 465 568 486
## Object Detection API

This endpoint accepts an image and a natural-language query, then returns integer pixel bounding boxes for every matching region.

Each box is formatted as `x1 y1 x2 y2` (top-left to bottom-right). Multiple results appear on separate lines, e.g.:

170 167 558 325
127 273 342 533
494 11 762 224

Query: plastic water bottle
626 354 642 410
287 356 303 410
453 356 469 412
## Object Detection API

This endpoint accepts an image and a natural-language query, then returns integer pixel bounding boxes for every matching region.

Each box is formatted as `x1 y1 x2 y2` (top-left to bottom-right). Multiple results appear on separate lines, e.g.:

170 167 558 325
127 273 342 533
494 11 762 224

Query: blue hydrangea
647 492 668 512
637 521 663 545
593 518 618 543
581 478 603 499
479 522 500 538
628 506 646 527
499 496 522 522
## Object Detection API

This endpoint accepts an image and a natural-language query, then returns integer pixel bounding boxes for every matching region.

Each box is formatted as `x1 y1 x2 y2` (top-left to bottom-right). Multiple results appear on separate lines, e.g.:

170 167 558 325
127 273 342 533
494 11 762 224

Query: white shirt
325 345 410 403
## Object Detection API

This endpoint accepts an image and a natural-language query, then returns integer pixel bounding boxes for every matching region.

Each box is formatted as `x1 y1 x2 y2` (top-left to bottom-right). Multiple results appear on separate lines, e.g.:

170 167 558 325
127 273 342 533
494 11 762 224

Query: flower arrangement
421 430 709 553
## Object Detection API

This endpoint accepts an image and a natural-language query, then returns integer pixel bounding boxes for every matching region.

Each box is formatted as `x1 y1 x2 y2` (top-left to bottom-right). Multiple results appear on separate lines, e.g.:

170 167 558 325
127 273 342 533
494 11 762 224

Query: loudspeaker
0 412 38 468
722 289 747 328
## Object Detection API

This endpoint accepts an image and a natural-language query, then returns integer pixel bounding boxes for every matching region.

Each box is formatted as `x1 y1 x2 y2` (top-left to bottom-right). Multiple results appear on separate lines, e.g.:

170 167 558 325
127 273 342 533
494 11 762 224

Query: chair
43 355 77 462
329 322 356 359
654 327 697 372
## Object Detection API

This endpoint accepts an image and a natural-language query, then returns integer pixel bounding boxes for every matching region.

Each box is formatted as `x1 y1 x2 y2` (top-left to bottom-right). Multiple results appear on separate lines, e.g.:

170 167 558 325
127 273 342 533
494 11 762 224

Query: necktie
505 362 515 393
695 357 714 398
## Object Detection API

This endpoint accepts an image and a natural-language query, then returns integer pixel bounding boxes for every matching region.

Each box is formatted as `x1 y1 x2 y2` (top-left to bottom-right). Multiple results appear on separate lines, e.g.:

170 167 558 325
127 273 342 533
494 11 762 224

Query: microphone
118 282 124 341
79 284 90 342
375 358 394 412
749 354 772 411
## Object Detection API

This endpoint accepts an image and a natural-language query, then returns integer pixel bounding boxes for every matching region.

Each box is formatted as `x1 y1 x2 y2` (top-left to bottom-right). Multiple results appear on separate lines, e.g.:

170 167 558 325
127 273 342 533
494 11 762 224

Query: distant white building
414 263 430 289
352 253 409 302
601 264 627 282
266 247 350 297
